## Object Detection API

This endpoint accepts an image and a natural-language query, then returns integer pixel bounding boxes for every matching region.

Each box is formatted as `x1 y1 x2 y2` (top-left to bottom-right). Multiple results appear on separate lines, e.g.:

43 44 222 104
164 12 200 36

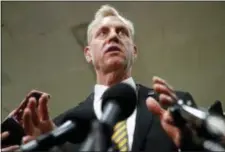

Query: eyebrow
96 25 130 35
99 26 108 31
94 26 106 34
117 26 129 34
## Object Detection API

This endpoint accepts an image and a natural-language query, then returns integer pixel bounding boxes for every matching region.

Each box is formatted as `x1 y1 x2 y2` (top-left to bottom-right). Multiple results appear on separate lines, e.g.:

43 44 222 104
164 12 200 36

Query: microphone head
208 100 224 118
101 83 137 121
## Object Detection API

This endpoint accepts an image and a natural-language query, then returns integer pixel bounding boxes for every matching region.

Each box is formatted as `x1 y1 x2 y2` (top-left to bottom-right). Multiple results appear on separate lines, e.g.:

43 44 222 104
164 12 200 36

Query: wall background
2 1 225 119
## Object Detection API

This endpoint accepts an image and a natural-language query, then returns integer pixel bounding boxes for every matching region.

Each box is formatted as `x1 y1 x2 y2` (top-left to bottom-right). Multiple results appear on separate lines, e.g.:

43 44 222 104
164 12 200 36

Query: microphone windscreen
101 83 137 121
208 100 224 117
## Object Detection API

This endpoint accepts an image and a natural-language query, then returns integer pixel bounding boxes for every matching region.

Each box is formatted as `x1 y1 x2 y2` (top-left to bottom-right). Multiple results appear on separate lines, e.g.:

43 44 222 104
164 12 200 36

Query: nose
107 30 119 44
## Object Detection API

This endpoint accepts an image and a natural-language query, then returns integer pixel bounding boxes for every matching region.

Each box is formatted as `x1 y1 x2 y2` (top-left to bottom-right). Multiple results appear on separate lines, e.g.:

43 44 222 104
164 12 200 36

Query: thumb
162 119 181 147
146 97 165 118
2 145 20 152
22 135 35 144
147 97 181 147
1 131 10 140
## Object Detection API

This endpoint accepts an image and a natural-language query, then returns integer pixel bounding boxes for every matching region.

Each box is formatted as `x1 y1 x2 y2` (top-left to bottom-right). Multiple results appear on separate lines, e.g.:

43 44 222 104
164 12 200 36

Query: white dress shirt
93 77 137 150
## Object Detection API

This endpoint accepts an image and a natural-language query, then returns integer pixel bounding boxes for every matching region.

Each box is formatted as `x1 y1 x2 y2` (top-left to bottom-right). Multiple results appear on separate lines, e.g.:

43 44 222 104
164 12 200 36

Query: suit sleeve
49 94 95 152
53 106 77 126
48 103 87 152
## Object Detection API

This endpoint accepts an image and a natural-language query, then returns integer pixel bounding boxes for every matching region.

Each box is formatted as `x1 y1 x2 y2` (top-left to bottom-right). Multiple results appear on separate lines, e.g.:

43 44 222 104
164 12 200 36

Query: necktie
111 120 129 151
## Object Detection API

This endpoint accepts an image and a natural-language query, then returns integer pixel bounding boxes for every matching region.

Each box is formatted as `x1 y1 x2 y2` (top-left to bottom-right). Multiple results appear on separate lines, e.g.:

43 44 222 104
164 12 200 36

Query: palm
39 120 55 134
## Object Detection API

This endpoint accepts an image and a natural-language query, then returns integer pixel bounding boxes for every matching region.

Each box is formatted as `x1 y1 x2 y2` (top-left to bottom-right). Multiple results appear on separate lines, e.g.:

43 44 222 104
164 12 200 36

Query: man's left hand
146 76 181 147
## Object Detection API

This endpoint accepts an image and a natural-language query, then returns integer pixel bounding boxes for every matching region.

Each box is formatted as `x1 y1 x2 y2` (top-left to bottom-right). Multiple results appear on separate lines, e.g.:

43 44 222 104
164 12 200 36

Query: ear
133 45 138 60
84 46 92 63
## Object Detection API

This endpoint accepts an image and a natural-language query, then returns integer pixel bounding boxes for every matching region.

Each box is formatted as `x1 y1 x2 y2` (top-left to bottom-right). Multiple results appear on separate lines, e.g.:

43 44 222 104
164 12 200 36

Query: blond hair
87 5 135 44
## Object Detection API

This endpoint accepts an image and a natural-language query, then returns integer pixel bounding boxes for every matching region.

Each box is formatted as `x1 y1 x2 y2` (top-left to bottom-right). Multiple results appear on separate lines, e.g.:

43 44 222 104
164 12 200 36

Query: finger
2 145 20 152
25 90 45 107
153 76 174 91
153 76 167 85
13 90 45 121
159 94 173 105
1 131 10 140
153 83 178 101
161 119 181 147
146 97 165 118
153 76 177 100
22 135 35 144
14 90 40 116
162 110 174 124
27 97 40 126
161 111 181 147
38 93 50 121
23 108 34 135
13 98 29 116
26 90 45 98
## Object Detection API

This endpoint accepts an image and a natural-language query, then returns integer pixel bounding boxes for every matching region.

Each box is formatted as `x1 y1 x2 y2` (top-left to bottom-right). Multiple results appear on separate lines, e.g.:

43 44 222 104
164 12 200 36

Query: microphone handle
80 102 120 151
80 120 111 151
100 101 121 127
20 121 75 152
20 133 54 152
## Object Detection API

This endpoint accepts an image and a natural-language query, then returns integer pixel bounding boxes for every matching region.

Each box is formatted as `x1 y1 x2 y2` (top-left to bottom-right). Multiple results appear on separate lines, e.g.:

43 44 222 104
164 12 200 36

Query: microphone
169 99 225 151
208 100 224 118
100 82 137 127
80 83 137 151
170 100 225 138
20 113 91 152
20 120 75 152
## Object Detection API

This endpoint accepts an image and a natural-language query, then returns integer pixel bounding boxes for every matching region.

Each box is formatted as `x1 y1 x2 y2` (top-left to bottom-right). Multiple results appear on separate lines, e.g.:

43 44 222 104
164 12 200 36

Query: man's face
84 16 137 73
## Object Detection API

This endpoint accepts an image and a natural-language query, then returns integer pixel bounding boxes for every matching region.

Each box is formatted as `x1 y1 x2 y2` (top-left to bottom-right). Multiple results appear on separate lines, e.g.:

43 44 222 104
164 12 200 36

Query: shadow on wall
71 22 89 49
71 22 96 77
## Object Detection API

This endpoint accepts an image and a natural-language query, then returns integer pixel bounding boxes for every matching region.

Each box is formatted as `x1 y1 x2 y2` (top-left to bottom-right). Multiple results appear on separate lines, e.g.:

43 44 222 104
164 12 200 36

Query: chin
105 58 126 71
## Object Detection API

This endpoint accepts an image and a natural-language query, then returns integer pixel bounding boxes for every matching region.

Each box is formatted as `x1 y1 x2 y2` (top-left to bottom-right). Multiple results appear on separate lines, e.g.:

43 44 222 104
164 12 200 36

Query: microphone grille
101 83 137 121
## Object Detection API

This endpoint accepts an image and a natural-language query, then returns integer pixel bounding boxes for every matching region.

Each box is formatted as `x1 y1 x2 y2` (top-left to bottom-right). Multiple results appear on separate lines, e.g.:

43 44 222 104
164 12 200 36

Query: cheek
91 43 102 59
124 42 134 56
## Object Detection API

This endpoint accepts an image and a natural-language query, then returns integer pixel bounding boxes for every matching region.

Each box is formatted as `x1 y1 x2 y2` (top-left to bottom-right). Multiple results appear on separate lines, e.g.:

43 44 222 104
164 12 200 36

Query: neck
96 68 131 87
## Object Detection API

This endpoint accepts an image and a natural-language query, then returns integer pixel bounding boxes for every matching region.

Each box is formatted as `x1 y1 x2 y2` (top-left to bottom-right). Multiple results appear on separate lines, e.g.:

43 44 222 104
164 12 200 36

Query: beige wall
2 1 225 119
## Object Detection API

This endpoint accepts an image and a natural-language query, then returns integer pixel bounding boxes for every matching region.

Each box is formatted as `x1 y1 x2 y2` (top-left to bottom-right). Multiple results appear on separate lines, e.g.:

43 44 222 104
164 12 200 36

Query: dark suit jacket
53 84 198 152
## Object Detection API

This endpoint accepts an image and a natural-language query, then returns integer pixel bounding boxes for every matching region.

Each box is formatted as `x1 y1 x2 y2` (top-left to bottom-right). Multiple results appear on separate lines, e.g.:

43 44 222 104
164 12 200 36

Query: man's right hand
20 90 56 143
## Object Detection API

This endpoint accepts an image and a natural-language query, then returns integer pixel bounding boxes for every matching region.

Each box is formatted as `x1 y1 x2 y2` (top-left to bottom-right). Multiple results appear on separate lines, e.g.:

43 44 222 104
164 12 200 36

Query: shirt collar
94 77 136 98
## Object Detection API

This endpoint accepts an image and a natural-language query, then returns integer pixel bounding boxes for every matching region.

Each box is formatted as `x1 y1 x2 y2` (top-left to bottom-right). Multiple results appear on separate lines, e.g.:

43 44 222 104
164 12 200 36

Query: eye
97 27 109 38
117 28 129 37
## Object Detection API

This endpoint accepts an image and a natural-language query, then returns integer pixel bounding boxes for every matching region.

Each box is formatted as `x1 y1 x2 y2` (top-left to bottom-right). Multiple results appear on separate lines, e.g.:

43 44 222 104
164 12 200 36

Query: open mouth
105 46 122 53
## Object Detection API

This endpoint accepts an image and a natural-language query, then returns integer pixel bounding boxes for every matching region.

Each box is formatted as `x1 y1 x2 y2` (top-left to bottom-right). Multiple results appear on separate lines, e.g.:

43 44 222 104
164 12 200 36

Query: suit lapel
131 85 154 151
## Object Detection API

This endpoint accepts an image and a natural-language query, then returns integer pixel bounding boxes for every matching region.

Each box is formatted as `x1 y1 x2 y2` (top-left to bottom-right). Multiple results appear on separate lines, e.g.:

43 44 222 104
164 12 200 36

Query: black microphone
170 100 225 138
169 99 225 151
100 82 137 127
20 114 91 152
20 120 75 152
80 83 137 151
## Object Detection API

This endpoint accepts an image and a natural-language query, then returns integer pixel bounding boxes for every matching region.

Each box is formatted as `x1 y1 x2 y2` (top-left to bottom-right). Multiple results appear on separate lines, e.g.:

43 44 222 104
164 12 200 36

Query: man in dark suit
2 4 202 152
52 83 198 152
